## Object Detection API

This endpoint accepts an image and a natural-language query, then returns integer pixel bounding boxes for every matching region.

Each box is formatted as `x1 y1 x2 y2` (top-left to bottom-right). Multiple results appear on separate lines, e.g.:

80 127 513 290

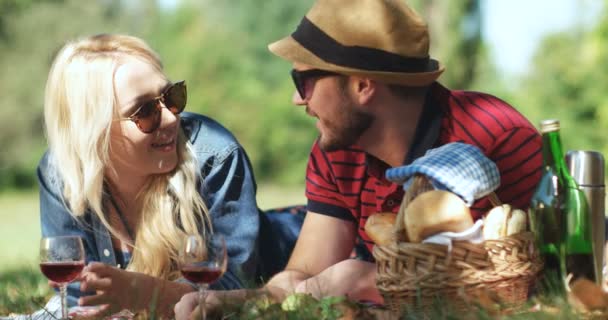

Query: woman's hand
77 262 159 316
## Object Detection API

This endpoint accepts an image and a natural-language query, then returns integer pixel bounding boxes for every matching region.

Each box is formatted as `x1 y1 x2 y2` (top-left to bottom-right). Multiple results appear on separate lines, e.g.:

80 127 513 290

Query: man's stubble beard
318 99 374 152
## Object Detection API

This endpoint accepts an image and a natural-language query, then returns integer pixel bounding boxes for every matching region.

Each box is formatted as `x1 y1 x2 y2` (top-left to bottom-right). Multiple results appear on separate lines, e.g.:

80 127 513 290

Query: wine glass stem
60 284 68 320
198 284 209 320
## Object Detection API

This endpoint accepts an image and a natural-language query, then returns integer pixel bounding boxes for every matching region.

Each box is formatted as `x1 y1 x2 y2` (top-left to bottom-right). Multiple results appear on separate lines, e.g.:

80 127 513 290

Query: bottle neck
542 130 577 189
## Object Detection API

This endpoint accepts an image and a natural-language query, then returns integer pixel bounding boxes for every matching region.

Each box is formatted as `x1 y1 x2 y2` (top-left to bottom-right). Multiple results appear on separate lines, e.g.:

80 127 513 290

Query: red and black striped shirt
305 82 542 254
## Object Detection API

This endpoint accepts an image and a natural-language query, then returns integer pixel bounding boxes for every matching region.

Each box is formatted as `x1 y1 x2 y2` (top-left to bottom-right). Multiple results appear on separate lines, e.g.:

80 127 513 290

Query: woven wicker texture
373 175 542 313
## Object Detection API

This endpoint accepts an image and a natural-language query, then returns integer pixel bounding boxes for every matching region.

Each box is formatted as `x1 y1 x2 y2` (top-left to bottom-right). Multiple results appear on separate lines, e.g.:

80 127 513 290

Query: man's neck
357 91 426 168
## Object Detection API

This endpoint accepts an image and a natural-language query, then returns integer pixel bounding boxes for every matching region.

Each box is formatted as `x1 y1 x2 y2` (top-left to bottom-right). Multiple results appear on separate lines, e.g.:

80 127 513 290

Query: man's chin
318 136 351 152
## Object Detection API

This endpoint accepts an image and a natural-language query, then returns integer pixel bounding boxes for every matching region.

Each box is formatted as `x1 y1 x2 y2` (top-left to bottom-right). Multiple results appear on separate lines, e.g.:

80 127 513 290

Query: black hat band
291 17 431 73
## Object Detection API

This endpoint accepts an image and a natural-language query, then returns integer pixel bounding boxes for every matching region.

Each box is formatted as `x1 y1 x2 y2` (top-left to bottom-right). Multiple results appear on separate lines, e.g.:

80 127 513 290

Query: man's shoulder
438 86 536 131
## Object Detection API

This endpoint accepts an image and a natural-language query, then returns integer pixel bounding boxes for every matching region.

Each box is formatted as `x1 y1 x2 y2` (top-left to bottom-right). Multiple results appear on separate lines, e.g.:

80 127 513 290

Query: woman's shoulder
37 151 60 183
180 112 242 155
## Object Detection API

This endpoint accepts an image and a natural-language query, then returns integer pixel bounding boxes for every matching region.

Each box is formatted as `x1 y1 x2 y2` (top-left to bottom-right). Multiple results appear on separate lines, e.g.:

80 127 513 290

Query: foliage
409 0 484 90
0 0 136 189
0 0 607 189
512 1 608 157
0 0 487 189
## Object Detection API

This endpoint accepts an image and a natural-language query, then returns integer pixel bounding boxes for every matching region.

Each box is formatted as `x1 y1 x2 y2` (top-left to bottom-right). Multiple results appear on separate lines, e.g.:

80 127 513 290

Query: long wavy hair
44 34 209 279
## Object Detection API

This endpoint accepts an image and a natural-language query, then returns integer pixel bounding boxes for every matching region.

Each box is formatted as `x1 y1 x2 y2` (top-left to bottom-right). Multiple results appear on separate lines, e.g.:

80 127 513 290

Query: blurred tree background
0 0 607 191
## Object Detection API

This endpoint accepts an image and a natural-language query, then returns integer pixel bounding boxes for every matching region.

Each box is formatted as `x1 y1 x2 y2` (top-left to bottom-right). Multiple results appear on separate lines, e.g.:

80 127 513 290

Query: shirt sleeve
305 141 355 222
38 152 97 306
197 145 260 289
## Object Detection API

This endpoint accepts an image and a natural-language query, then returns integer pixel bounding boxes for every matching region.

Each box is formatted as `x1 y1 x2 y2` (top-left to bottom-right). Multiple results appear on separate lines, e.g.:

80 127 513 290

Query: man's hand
174 289 276 320
294 259 383 303
174 291 200 320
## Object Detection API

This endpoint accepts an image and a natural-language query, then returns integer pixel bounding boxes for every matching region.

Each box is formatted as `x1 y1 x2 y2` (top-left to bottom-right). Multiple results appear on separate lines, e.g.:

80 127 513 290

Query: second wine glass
179 233 227 320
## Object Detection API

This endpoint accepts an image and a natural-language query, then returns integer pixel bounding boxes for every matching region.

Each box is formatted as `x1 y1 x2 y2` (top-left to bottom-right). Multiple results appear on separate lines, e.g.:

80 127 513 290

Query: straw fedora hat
268 0 444 86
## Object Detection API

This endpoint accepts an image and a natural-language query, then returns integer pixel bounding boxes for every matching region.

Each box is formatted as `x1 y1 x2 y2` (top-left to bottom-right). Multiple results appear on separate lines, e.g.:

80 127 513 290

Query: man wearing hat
174 0 542 314
262 0 542 303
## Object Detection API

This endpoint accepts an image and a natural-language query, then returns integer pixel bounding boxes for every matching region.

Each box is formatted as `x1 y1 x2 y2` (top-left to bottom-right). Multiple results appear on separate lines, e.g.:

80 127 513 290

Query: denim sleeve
38 154 96 306
197 145 260 290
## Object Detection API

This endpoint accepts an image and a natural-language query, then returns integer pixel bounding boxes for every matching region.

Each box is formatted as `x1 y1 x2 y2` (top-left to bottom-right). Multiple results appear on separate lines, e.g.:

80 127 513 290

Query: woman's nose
158 102 179 129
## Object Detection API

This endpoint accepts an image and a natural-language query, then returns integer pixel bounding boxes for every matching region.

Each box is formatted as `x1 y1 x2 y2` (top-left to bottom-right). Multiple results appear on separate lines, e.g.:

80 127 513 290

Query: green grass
0 185 306 272
0 190 52 315
0 185 306 315
0 187 594 318
256 183 306 210
0 190 41 269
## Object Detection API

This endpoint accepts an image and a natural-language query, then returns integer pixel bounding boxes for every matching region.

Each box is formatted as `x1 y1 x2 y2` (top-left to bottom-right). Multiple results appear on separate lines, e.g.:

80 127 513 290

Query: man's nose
292 90 306 106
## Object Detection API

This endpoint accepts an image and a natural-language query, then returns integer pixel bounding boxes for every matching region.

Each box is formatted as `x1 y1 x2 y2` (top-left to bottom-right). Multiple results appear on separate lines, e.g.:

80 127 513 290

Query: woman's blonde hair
44 34 209 279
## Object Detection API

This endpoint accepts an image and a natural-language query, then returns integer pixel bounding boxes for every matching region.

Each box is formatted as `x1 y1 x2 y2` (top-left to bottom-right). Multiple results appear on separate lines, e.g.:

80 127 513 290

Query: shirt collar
367 82 444 180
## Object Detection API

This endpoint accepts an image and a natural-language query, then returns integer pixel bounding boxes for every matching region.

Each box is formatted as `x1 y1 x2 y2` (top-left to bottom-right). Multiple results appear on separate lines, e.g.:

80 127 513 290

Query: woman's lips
151 138 176 152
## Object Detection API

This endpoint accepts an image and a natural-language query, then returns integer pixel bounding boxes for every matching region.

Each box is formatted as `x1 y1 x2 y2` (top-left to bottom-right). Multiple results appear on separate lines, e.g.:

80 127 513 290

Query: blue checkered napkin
385 142 500 206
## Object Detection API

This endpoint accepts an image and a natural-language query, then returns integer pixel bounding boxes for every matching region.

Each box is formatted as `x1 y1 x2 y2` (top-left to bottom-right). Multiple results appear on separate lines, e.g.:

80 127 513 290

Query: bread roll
483 205 509 240
364 213 397 246
404 190 473 243
506 209 527 235
568 278 608 312
484 204 527 240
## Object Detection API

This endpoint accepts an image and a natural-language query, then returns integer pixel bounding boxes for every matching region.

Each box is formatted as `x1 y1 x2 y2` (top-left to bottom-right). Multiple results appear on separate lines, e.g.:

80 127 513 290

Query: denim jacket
38 112 260 306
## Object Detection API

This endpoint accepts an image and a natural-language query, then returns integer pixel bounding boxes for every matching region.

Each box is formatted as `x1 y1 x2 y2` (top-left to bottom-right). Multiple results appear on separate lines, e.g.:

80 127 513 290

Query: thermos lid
566 150 605 186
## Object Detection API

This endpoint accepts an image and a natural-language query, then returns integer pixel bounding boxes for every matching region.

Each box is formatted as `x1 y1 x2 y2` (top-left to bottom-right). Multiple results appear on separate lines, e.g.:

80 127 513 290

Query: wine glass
39 236 85 320
179 233 227 320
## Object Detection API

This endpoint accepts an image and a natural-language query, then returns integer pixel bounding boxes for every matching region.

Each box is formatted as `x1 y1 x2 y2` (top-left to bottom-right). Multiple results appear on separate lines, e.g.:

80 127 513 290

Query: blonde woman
38 34 260 317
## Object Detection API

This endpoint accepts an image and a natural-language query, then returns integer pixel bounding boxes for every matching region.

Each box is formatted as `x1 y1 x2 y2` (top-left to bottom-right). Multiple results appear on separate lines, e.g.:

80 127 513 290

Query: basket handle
488 192 502 207
393 175 434 241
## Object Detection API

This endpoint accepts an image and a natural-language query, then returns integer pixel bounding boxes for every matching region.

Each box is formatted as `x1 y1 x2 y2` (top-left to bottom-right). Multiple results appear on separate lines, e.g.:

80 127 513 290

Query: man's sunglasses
290 69 340 100
120 81 187 134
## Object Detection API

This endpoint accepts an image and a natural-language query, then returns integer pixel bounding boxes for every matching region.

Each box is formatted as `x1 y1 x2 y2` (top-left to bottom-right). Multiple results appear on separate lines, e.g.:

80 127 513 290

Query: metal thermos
565 150 606 286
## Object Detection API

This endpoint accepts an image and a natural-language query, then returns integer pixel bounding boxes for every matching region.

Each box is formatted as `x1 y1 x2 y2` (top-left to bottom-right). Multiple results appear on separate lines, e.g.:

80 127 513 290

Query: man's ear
351 77 376 105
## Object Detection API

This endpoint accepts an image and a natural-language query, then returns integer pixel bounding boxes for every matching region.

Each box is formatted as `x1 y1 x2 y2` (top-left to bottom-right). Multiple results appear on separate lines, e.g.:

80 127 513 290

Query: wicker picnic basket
372 175 543 313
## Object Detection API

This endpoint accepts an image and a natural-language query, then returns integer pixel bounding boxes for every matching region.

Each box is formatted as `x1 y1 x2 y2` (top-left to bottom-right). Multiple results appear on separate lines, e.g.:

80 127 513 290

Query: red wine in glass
180 234 227 320
40 261 85 283
181 264 224 284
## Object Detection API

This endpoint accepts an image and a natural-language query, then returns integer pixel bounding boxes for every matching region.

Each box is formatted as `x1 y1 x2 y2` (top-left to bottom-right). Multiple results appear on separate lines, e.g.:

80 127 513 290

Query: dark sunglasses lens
134 101 161 133
165 82 187 114
290 71 306 99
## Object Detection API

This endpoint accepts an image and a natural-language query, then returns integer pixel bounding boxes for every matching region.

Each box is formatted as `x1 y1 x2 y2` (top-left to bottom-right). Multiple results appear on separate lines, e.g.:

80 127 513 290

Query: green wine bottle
529 120 566 285
529 119 596 288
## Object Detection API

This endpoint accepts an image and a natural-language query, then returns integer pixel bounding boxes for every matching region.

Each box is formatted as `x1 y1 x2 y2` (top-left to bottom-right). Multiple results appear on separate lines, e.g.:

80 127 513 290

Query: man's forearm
294 259 384 304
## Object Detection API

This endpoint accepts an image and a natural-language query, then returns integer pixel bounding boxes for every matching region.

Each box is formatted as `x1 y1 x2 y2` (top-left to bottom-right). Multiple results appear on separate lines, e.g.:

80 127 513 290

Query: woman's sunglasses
121 81 187 133
290 69 340 100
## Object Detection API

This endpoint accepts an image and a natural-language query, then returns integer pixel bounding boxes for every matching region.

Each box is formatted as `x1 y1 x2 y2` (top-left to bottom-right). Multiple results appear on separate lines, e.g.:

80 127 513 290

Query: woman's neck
104 169 148 205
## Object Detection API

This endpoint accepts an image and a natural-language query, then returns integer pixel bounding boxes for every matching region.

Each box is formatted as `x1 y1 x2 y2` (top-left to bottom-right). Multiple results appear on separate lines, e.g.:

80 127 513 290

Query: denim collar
367 82 444 179
180 112 203 144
